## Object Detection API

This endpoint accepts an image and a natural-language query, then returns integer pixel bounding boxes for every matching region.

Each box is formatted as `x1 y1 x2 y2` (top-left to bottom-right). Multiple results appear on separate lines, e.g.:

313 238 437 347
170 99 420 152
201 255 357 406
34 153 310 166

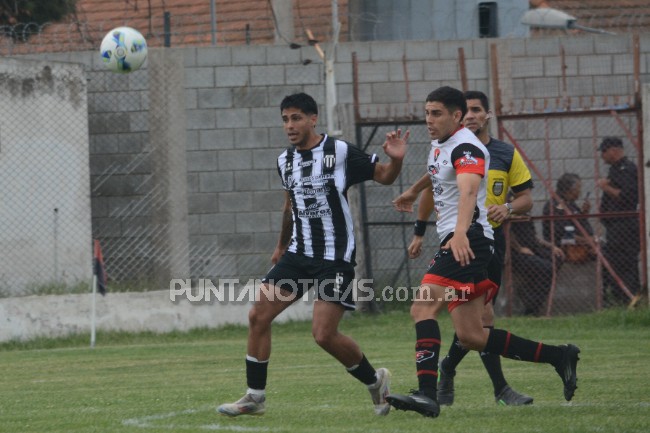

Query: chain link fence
4 2 650 55
356 34 646 315
498 111 643 315
0 60 91 297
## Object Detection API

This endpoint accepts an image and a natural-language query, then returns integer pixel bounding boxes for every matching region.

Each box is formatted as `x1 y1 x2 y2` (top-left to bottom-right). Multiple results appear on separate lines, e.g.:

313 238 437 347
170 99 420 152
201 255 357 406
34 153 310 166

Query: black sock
484 329 563 365
246 355 269 390
415 319 441 399
346 354 377 386
480 327 508 395
441 332 469 372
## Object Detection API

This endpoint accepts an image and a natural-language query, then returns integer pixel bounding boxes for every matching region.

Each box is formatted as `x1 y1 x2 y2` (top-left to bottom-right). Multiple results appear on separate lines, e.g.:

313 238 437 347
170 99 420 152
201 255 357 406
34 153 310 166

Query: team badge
492 180 504 196
324 155 336 169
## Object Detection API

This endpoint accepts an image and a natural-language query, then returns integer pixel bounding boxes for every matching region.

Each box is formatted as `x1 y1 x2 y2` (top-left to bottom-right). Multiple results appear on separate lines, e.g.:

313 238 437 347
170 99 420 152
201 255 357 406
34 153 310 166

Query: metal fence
4 2 650 55
356 37 646 315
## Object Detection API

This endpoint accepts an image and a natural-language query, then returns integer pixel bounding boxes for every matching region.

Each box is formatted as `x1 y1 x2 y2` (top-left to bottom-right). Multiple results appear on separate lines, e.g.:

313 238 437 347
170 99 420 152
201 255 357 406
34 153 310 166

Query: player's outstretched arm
392 174 430 213
373 129 409 185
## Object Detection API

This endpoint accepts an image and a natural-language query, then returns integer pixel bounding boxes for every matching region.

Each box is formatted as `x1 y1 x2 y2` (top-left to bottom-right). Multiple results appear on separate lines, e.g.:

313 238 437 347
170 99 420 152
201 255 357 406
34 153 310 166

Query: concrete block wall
18 33 649 290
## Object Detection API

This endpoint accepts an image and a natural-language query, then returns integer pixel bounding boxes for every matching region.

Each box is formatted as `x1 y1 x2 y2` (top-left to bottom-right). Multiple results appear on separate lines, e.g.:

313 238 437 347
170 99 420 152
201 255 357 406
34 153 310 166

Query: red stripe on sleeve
453 156 486 176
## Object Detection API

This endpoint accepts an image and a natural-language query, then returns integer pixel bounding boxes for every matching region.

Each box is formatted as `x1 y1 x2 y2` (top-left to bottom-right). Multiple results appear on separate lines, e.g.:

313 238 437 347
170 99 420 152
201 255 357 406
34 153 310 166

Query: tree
0 0 77 40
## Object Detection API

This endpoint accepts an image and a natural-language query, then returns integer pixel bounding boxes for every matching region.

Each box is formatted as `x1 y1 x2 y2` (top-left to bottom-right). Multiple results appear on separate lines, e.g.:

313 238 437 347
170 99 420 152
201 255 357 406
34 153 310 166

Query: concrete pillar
147 48 190 288
271 0 295 45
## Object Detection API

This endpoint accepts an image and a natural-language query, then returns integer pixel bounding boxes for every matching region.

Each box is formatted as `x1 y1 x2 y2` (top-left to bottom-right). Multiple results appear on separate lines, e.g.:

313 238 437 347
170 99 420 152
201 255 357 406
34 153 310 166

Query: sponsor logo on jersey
492 180 504 196
433 148 441 162
298 159 316 167
302 186 331 198
458 151 478 167
301 174 335 182
298 202 333 218
428 164 439 176
282 175 297 190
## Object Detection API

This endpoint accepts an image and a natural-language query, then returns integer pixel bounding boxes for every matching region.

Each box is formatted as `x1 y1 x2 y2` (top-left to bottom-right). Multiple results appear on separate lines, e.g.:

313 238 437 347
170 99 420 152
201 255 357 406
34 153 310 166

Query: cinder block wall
19 33 649 289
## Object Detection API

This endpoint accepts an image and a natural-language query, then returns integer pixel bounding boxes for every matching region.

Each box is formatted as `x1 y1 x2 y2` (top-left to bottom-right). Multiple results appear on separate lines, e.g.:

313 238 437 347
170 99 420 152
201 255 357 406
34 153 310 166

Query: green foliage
0 309 649 432
0 0 77 40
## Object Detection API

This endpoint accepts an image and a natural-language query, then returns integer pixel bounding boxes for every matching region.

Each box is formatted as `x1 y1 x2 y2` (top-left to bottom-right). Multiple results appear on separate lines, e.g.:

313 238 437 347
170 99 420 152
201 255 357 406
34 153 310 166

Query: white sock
247 388 266 401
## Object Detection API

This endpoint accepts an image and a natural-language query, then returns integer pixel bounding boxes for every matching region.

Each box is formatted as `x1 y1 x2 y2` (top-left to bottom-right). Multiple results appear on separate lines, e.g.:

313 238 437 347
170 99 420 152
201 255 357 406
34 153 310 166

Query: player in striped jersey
385 86 580 418
218 92 408 417
408 91 535 406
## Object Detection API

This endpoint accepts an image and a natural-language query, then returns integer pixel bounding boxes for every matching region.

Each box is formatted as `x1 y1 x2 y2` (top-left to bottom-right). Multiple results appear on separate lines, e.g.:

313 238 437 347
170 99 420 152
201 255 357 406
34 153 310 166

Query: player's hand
382 129 409 161
581 199 591 213
442 232 475 266
393 189 418 212
551 246 565 259
408 236 424 259
596 178 610 189
271 246 286 264
487 204 509 223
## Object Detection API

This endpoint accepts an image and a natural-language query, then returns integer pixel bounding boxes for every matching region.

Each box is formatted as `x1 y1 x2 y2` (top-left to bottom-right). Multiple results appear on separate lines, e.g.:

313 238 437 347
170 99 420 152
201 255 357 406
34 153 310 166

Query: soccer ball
100 27 148 73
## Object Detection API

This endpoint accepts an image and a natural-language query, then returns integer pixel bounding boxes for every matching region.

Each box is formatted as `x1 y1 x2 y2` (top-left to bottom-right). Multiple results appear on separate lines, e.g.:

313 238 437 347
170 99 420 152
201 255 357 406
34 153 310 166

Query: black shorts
486 226 505 299
262 252 356 310
421 226 496 311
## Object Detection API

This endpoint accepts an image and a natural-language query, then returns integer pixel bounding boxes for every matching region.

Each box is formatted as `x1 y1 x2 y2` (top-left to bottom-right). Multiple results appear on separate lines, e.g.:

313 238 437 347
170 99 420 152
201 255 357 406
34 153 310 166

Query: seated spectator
509 215 564 316
542 173 595 263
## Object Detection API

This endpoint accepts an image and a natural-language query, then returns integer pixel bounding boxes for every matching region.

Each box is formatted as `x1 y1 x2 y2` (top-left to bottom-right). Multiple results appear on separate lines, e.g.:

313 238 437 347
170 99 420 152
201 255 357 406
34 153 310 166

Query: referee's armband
414 220 427 237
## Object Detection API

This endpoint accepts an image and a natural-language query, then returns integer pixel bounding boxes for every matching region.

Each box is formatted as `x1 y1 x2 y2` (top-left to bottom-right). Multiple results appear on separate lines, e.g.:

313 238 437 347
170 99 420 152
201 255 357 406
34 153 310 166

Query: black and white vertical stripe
278 136 363 263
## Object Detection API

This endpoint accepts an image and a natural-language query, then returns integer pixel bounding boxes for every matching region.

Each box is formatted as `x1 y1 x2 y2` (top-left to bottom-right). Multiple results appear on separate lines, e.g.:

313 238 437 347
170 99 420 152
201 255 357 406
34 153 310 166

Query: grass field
1 308 649 433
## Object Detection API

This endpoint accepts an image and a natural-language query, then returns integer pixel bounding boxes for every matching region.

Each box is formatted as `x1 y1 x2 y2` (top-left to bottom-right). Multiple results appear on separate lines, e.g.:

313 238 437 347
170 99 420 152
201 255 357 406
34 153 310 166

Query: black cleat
437 367 455 406
495 385 534 406
386 390 440 418
554 344 580 401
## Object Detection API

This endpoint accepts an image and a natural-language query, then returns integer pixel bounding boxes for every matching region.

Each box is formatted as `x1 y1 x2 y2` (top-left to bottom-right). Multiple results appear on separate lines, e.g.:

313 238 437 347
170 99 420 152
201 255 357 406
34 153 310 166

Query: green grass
1 309 649 432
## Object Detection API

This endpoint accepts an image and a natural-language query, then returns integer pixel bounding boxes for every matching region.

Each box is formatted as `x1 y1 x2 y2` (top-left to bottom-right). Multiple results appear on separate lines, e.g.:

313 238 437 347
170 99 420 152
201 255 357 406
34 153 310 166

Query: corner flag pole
90 274 97 348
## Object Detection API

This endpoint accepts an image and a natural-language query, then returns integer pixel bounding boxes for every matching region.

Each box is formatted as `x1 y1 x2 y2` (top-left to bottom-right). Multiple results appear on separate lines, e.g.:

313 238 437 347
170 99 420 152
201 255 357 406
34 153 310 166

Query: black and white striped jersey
277 134 378 263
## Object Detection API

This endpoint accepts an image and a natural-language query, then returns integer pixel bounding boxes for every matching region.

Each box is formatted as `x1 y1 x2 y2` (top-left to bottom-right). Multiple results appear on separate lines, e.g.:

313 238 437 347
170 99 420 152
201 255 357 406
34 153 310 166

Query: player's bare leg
218 284 297 417
312 300 392 415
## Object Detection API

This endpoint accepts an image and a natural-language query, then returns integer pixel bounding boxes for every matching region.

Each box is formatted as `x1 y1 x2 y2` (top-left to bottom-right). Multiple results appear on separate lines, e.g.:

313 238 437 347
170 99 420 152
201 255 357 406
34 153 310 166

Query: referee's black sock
415 319 441 400
440 332 469 373
484 329 563 365
479 326 508 395
346 354 378 385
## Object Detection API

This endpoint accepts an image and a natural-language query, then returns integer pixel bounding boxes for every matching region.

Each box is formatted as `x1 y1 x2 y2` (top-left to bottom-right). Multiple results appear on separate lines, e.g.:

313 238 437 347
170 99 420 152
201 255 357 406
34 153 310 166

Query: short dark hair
598 136 623 152
556 173 581 197
426 86 467 119
280 92 318 115
464 90 489 111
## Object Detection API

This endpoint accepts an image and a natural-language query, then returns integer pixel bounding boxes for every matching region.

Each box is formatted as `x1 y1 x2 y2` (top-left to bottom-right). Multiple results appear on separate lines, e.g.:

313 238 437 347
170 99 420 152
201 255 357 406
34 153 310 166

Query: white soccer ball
100 27 148 73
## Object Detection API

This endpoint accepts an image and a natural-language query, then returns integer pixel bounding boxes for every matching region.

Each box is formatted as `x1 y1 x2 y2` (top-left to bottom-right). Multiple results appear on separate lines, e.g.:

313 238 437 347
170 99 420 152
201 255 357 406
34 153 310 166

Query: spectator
596 137 640 306
542 173 595 263
510 216 565 316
